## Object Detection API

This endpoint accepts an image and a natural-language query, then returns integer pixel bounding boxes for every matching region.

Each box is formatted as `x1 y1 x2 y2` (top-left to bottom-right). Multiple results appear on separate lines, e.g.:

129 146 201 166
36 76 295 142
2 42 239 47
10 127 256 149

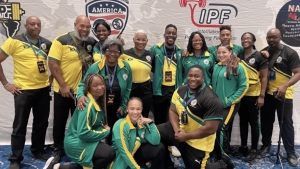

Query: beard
74 28 89 41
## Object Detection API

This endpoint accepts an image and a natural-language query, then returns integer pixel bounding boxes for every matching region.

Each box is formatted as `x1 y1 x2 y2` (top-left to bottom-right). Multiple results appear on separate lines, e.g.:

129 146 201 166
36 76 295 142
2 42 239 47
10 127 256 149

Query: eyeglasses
106 49 120 55
266 36 279 40
192 40 202 43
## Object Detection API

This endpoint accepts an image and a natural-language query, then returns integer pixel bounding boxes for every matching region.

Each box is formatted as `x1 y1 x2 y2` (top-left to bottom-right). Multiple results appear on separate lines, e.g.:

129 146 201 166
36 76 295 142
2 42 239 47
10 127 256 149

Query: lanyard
105 64 117 93
164 45 175 69
183 85 205 108
98 42 102 55
24 33 41 59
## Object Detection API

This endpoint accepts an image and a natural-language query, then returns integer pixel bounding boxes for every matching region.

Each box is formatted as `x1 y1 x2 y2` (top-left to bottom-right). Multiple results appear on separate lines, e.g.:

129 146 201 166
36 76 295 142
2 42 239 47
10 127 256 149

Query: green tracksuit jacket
212 62 249 108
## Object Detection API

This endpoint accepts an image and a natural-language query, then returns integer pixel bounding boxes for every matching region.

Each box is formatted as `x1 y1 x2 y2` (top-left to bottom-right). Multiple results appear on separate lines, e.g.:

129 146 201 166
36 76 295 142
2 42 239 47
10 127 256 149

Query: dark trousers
9 86 50 163
239 96 260 149
214 103 240 159
130 80 152 118
158 122 214 169
153 85 174 125
60 142 116 169
260 94 295 154
130 143 165 169
53 92 76 149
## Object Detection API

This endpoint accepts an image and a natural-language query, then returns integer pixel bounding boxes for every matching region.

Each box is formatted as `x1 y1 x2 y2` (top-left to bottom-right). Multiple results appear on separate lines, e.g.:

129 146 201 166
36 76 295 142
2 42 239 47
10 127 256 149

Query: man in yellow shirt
0 16 52 169
48 15 97 165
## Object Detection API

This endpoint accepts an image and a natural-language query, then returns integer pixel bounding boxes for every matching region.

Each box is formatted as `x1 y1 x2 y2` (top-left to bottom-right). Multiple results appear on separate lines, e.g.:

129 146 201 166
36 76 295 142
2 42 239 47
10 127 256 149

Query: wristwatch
259 93 265 98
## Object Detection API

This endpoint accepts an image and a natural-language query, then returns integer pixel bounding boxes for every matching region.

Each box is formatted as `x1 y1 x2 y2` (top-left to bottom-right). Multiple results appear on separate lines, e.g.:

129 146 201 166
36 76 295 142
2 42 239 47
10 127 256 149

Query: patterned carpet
0 145 299 169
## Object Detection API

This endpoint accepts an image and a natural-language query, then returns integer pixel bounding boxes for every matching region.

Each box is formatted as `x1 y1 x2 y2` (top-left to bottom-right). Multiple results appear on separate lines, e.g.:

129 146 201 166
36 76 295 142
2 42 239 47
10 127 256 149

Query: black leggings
61 142 115 169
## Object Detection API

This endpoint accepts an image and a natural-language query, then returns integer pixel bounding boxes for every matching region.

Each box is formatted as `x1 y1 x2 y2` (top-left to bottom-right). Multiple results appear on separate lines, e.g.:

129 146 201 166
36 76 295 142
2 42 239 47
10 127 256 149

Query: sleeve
77 63 99 99
143 123 161 145
170 88 179 106
77 104 110 141
120 62 132 113
113 121 140 169
0 37 17 57
203 96 223 121
258 53 269 70
152 48 163 96
226 65 249 106
288 51 300 70
175 50 183 89
48 38 63 61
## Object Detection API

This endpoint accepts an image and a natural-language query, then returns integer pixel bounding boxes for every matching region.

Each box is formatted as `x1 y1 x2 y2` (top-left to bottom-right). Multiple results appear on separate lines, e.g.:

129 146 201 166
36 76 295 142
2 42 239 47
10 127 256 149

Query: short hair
165 24 177 31
220 25 231 32
187 31 208 54
241 32 257 49
134 29 147 36
102 38 124 54
94 21 111 35
188 64 205 76
127 97 143 107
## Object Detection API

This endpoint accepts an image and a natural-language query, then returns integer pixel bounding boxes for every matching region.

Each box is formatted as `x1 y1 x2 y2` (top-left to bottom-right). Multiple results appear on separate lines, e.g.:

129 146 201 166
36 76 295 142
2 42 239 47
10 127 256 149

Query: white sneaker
169 146 181 157
53 164 60 169
43 157 54 169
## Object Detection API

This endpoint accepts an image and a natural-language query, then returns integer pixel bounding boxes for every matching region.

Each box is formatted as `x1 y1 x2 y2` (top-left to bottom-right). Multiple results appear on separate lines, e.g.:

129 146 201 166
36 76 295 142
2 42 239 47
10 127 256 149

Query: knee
107 148 116 161
156 143 166 156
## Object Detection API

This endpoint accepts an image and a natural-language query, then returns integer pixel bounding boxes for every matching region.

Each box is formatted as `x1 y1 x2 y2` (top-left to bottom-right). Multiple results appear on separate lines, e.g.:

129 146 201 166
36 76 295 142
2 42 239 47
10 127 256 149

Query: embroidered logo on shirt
87 45 92 52
123 74 128 80
146 55 151 62
141 131 145 138
41 43 47 50
276 56 282 63
249 58 255 65
204 59 209 65
191 99 197 106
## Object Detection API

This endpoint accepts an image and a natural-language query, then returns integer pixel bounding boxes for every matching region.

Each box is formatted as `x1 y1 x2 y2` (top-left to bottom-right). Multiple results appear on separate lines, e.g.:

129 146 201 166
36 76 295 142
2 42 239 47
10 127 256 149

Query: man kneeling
157 65 227 169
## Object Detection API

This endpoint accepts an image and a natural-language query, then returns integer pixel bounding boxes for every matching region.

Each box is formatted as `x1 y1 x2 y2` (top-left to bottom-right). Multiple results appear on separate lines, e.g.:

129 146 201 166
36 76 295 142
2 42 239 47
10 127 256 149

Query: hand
5 84 22 95
77 96 88 110
260 50 269 58
102 124 111 130
59 85 74 98
276 84 288 98
175 129 188 142
138 116 153 125
256 97 264 109
118 35 125 46
181 49 189 57
116 107 124 118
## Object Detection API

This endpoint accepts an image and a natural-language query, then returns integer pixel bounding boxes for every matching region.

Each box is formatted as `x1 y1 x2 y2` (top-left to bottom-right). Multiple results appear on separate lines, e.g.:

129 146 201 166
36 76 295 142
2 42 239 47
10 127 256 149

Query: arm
113 122 140 169
256 68 268 108
151 48 164 96
143 123 161 145
77 104 110 141
184 120 220 140
227 65 249 106
0 50 9 87
169 105 180 134
119 62 132 113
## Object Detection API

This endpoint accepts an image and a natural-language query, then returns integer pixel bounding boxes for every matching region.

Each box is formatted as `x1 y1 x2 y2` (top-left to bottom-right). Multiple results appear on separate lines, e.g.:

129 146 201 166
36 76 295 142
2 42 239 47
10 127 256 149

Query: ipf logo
0 0 25 37
86 0 129 37
178 0 238 28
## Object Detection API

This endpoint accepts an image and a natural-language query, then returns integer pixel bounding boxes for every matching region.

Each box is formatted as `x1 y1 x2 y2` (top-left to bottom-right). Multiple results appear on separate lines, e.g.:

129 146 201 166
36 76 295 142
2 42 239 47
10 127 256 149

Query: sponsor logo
276 0 300 47
86 0 129 38
0 1 25 37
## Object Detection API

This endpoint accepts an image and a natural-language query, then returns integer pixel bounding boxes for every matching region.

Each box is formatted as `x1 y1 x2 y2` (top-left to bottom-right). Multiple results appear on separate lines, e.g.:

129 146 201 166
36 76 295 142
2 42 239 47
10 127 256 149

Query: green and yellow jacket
64 93 109 168
212 62 249 108
179 51 214 86
77 57 132 112
109 115 160 169
150 42 183 95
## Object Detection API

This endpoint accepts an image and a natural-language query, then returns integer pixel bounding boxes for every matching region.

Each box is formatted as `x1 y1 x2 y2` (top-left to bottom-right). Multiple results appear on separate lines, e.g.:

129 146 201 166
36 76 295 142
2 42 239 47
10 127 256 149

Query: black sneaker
222 153 234 169
9 162 20 169
244 149 258 162
32 151 51 161
232 146 249 157
51 149 63 164
287 153 298 167
218 160 228 169
259 145 271 156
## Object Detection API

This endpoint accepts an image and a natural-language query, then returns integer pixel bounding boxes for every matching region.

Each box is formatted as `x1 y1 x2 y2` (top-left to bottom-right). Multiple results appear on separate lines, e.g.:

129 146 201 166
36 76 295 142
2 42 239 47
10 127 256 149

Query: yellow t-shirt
48 33 89 94
0 34 51 89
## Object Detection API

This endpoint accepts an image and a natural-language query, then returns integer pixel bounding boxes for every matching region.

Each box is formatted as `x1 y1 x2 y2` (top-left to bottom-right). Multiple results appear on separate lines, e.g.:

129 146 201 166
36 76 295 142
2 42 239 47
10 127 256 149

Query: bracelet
4 82 10 88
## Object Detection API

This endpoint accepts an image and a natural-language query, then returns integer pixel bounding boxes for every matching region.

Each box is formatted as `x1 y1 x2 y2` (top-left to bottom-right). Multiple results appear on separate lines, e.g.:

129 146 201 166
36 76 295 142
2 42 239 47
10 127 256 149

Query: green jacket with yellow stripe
109 115 160 169
179 51 214 86
77 57 132 112
64 93 109 168
208 43 244 63
212 62 249 108
150 42 183 95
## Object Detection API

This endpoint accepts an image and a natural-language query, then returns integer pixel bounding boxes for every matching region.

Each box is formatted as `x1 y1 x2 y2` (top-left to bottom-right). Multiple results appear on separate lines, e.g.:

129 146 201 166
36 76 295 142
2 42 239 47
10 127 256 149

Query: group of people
0 14 299 169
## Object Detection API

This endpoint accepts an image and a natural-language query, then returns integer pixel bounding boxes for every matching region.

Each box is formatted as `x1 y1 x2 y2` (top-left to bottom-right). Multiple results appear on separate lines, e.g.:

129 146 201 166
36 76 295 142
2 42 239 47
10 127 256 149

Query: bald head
74 15 91 41
266 28 282 49
24 16 41 40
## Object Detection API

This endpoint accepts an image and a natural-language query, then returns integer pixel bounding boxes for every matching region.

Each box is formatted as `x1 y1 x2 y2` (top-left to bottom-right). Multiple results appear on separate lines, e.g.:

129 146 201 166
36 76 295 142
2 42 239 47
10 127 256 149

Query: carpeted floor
0 145 299 169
